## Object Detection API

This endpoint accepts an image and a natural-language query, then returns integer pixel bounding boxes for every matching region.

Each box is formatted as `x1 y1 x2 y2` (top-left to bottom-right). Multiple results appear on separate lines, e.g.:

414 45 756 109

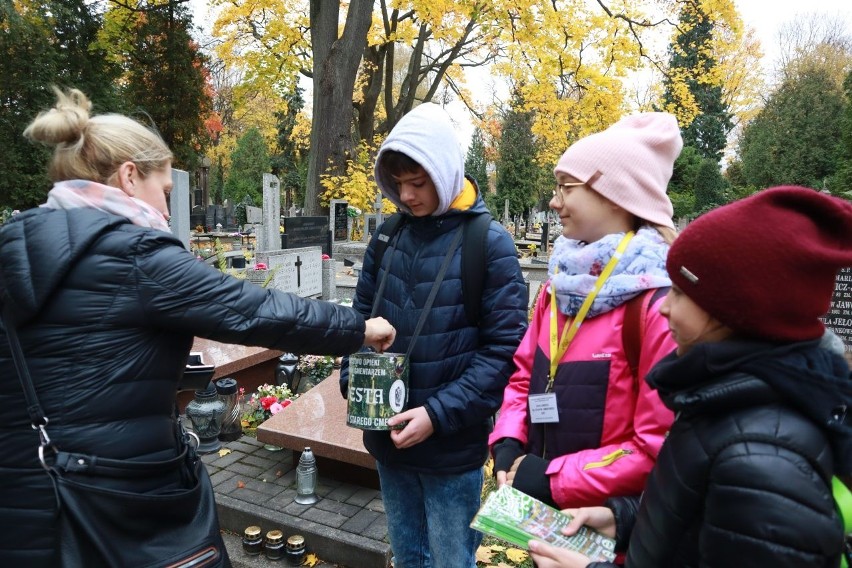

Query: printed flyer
471 485 617 562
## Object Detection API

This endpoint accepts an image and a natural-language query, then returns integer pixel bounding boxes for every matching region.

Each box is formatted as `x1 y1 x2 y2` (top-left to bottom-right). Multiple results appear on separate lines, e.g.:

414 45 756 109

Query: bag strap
2 304 49 427
1 304 57 466
623 287 669 388
404 226 464 359
372 211 491 326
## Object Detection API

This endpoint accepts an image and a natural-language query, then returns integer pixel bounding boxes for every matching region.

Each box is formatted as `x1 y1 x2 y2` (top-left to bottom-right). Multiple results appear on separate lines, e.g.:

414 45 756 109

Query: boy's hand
388 407 434 449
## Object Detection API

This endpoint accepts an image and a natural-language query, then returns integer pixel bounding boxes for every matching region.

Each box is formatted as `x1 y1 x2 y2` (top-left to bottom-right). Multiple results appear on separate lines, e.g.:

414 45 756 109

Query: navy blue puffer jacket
341 196 528 474
0 207 366 566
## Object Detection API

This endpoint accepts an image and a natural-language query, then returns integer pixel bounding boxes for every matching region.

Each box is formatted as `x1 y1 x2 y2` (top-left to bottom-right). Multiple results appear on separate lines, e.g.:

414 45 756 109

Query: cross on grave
253 247 322 298
294 256 303 287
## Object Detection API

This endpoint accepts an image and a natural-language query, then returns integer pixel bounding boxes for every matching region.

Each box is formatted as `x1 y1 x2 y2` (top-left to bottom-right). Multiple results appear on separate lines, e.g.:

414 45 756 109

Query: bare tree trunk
304 0 372 216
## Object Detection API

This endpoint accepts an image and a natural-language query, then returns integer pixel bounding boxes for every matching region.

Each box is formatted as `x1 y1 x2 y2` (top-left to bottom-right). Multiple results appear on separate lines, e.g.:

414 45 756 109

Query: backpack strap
461 212 492 326
623 287 670 388
372 213 405 279
833 477 852 568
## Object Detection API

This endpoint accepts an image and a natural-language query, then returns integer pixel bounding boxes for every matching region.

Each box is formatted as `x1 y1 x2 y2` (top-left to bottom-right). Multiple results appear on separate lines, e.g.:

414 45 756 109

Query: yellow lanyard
547 232 634 391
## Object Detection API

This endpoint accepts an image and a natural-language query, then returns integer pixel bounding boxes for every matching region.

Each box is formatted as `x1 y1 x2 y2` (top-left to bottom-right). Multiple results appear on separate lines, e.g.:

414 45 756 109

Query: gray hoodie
374 102 465 217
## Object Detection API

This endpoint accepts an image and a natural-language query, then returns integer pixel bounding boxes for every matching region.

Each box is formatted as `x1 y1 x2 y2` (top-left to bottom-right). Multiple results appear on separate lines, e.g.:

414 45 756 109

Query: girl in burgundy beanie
530 186 852 568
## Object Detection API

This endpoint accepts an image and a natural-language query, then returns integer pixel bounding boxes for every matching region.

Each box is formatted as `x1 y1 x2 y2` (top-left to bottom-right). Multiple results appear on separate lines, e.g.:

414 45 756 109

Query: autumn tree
210 0 764 213
304 0 373 215
99 0 211 170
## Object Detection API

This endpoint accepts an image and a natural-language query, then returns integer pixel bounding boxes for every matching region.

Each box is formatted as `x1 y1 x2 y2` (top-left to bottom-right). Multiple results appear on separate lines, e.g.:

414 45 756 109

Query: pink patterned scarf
42 179 170 232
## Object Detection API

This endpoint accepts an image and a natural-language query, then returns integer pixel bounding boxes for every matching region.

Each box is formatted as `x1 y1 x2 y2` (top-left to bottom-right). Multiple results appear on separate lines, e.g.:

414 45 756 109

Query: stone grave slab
255 246 322 298
826 266 852 353
257 373 379 488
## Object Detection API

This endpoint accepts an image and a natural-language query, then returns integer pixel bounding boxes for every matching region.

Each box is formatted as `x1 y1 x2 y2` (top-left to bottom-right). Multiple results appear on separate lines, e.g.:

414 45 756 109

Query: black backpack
371 211 493 326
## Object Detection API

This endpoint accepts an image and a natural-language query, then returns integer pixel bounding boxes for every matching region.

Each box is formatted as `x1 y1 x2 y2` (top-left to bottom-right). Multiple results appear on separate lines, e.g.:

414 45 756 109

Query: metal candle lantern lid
194 380 217 398
244 526 261 538
286 535 305 549
265 529 284 544
214 377 237 394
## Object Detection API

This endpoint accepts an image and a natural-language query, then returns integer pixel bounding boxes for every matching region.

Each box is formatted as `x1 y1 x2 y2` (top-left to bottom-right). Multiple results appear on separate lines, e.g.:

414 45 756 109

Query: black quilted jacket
591 340 852 568
0 207 365 566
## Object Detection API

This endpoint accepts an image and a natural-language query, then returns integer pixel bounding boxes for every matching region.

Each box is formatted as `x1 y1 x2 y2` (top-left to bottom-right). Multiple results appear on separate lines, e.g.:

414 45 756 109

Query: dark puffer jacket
0 207 366 567
591 340 852 568
341 196 528 474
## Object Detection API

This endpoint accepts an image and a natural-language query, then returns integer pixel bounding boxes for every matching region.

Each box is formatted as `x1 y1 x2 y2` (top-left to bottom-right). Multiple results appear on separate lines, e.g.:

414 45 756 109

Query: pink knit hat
554 112 682 229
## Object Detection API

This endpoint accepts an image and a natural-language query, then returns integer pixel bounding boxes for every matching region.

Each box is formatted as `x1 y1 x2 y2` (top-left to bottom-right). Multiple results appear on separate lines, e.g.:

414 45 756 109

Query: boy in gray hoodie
340 103 528 567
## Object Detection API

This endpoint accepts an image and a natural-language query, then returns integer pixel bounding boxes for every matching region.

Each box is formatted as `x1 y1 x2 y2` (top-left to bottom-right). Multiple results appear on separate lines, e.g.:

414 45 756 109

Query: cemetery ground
206 429 532 568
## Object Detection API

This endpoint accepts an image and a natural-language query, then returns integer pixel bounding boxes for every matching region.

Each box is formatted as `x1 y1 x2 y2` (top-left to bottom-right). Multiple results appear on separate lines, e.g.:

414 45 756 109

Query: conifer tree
224 128 271 210
465 128 489 192
662 1 732 163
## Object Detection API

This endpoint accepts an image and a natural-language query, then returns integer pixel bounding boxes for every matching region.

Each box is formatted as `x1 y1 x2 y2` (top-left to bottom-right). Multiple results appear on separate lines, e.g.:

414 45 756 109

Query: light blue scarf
548 227 671 317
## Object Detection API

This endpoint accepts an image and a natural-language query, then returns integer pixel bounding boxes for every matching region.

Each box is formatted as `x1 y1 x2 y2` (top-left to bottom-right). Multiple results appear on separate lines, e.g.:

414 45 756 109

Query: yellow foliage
211 0 308 99
483 457 494 479
319 136 396 217
505 548 529 563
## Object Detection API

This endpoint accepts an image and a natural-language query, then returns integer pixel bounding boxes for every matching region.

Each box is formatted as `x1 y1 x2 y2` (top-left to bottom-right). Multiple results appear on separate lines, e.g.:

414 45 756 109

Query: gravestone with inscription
825 266 852 353
331 199 349 242
281 216 331 256
255 247 322 298
364 214 378 242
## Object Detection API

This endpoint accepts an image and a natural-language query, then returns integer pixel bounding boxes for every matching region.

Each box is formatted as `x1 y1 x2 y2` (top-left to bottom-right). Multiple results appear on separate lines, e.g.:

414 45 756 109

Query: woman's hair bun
24 87 92 146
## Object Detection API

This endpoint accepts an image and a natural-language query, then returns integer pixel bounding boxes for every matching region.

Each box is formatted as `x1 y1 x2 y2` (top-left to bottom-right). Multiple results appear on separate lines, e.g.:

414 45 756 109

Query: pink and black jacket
490 283 676 508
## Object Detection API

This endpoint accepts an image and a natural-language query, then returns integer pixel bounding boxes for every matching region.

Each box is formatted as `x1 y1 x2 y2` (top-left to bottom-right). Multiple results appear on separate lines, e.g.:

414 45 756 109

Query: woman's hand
528 540 591 568
363 317 396 352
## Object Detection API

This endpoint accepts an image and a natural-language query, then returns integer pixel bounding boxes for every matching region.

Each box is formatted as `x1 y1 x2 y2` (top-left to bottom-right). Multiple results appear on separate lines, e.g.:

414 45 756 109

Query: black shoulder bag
1 305 229 568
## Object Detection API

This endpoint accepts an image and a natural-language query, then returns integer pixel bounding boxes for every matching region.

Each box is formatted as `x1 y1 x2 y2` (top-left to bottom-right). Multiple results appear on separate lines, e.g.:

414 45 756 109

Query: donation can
346 352 408 430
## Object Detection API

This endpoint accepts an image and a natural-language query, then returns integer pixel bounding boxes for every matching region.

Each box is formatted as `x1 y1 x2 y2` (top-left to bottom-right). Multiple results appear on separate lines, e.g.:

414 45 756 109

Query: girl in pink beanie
529 186 852 568
490 113 682 517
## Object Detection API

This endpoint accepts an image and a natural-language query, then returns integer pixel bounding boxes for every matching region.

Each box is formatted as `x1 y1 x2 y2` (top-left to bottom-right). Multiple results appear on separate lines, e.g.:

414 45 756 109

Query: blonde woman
0 88 394 567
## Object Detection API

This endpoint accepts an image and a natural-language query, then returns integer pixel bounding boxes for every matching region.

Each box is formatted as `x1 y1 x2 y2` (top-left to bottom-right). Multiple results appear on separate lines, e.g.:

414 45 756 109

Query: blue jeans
377 462 483 568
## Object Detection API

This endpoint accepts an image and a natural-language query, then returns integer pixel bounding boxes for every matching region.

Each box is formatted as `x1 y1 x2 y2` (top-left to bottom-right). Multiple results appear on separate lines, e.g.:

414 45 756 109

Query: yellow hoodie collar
448 178 477 212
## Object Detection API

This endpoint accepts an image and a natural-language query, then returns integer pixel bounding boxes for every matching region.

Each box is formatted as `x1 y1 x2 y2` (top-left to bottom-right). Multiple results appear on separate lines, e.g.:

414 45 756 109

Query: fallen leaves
505 548 528 563
236 480 246 489
304 552 319 566
476 543 530 567
218 448 232 457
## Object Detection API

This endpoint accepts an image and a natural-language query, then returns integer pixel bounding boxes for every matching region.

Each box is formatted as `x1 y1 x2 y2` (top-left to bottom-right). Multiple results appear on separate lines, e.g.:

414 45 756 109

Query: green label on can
347 352 408 430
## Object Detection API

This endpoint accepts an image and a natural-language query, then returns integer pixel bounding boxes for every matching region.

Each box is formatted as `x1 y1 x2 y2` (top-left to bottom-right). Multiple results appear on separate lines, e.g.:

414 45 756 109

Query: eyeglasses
551 181 586 206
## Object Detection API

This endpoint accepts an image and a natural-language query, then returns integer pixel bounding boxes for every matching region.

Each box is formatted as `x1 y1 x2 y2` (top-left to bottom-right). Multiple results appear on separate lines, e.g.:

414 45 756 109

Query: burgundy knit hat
667 186 852 342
